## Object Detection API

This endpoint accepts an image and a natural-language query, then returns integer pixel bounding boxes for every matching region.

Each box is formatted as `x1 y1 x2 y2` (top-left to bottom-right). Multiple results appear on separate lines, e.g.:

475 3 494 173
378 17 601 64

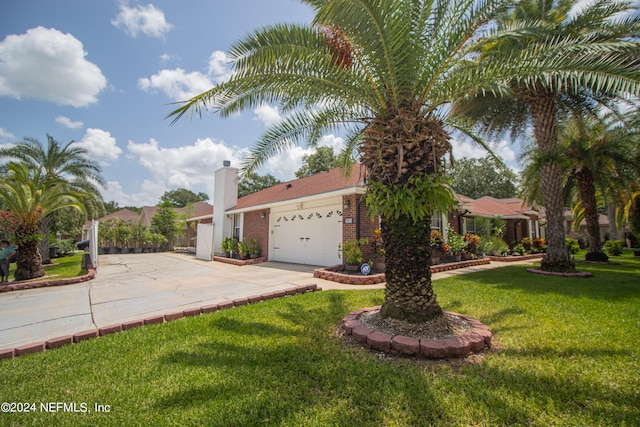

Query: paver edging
0 268 96 294
212 256 267 266
0 284 322 361
341 306 492 359
488 254 543 262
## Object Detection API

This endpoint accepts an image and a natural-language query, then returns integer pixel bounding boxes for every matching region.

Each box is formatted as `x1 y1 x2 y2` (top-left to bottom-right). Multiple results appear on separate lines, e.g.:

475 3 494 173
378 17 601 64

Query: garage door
270 204 342 266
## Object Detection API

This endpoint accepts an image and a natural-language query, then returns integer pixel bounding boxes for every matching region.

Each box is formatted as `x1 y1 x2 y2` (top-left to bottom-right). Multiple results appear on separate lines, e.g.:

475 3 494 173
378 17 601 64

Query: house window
464 217 476 234
430 210 441 231
233 214 242 241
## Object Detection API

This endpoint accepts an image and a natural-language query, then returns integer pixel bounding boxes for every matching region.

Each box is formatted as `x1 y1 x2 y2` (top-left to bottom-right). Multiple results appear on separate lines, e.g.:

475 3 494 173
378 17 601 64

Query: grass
8 252 87 282
0 253 638 426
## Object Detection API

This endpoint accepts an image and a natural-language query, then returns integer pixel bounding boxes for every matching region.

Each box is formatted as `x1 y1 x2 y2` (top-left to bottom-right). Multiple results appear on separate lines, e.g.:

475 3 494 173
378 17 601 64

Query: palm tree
0 135 106 263
0 163 85 280
169 0 537 322
455 0 640 271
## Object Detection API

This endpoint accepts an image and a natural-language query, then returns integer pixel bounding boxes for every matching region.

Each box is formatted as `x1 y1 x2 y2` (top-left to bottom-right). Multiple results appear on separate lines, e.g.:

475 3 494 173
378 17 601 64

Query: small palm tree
455 0 640 271
0 135 106 263
0 163 86 280
169 0 534 322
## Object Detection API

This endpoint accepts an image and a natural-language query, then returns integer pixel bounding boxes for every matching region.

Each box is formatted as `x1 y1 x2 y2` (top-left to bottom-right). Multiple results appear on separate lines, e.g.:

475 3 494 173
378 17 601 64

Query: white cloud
0 27 107 107
102 181 157 206
55 115 84 129
451 138 519 172
111 3 173 39
138 51 232 101
253 104 281 127
126 137 249 201
0 128 15 141
77 128 123 163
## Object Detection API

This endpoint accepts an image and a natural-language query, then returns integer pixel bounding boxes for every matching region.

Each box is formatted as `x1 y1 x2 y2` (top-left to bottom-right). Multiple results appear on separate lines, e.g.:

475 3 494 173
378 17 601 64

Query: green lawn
8 252 87 282
1 254 638 426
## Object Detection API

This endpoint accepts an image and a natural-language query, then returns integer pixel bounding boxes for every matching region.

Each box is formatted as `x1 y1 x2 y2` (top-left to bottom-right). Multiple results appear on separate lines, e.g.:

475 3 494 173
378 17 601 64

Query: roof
141 201 214 225
97 208 141 223
230 163 366 211
564 210 609 227
464 196 538 219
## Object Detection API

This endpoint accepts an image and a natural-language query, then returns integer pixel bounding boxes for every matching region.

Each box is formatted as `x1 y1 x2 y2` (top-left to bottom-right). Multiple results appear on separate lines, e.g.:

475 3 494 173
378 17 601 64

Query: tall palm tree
0 163 85 280
454 0 640 271
0 135 106 263
169 0 536 322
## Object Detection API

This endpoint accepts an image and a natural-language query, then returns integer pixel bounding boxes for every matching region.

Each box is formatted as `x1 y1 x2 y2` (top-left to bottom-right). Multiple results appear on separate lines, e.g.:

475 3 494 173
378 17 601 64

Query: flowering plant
463 233 481 255
446 226 467 255
371 229 385 256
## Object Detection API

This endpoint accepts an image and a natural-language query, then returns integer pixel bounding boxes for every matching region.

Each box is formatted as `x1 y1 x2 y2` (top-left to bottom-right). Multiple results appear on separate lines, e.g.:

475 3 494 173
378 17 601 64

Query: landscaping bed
212 256 267 266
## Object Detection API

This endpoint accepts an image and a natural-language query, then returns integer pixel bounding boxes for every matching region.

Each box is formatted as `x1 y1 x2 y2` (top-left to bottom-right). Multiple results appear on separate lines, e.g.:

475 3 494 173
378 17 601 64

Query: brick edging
314 259 491 285
0 269 96 294
488 254 544 262
342 306 492 359
212 256 267 266
0 284 321 361
526 268 593 278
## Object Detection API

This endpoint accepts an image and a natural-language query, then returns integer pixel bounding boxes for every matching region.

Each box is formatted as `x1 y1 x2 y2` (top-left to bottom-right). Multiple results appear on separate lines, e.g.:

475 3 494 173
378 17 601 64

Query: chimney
213 161 239 255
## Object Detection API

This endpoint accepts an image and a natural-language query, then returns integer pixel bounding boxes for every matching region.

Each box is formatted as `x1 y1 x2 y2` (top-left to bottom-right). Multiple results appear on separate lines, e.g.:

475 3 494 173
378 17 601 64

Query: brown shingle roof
232 163 366 210
465 196 537 218
97 208 142 223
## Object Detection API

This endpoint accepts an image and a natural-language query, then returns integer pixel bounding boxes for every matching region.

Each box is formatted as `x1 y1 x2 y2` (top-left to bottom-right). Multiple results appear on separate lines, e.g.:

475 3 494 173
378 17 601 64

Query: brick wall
242 209 270 258
342 194 380 261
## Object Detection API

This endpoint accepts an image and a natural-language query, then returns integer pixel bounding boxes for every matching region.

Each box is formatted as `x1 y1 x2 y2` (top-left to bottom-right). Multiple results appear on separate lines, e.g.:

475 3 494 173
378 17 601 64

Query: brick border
341 306 492 359
488 254 543 262
0 269 96 294
314 259 491 285
0 284 321 361
212 256 267 266
526 268 593 278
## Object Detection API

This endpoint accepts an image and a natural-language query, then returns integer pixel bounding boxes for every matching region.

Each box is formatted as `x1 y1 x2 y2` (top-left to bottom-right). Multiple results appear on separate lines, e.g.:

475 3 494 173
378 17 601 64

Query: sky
0 0 520 207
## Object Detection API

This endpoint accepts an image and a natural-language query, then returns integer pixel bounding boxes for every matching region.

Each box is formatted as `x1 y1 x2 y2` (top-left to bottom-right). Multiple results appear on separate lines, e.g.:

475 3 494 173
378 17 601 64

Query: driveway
0 253 320 349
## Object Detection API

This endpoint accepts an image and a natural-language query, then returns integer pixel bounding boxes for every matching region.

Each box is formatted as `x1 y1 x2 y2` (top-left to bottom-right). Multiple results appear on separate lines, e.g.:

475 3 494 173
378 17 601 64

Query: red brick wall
242 209 270 257
342 194 380 261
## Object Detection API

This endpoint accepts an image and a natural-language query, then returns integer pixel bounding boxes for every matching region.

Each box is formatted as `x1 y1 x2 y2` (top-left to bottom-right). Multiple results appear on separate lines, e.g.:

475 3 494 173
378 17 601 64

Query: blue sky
1 0 519 206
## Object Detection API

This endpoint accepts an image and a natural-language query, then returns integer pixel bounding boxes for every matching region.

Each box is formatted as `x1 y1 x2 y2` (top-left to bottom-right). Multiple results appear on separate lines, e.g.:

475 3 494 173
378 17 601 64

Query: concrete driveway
0 253 321 349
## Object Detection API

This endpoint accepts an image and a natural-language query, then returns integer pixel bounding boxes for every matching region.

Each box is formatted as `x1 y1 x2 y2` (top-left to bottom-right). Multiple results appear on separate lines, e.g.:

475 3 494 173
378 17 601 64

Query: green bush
565 238 580 255
511 243 526 256
52 239 77 257
480 236 509 256
604 240 624 256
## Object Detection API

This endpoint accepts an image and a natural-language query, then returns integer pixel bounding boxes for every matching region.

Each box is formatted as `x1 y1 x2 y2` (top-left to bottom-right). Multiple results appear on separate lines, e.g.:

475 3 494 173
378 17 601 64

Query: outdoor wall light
261 212 266 219
344 199 351 209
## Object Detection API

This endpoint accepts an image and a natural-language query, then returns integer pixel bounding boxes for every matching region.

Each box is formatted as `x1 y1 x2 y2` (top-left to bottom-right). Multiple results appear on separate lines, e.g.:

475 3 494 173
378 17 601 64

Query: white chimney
213 161 238 255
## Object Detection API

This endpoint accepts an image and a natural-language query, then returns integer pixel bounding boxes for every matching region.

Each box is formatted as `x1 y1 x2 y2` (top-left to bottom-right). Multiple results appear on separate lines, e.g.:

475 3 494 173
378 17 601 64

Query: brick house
198 162 544 264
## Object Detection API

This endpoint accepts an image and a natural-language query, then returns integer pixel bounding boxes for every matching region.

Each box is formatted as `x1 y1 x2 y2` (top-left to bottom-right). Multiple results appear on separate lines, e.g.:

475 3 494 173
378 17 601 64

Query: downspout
356 196 365 240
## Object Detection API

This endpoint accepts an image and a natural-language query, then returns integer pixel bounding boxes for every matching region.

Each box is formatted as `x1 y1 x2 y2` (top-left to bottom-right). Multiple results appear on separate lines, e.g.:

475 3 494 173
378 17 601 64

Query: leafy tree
295 146 339 178
159 188 209 208
150 201 178 246
0 135 106 262
237 172 281 198
448 157 518 199
455 0 640 271
169 0 535 322
0 163 85 280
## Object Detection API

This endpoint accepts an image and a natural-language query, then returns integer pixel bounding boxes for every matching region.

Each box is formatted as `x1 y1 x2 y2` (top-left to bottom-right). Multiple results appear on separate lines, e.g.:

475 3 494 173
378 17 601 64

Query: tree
159 188 209 208
0 163 85 280
150 201 178 247
0 135 106 263
237 172 281 198
448 157 518 199
455 0 640 271
295 146 339 178
169 0 534 322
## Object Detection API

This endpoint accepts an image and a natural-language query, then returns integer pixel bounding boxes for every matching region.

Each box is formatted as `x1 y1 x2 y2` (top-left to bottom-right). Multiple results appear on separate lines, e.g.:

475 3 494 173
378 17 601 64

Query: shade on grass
0 253 638 426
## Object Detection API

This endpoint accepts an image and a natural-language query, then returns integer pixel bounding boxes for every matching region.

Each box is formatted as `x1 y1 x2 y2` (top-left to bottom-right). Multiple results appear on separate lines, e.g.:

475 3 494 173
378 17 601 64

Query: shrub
531 237 546 253
446 226 466 255
511 243 526 256
603 240 624 256
567 232 589 249
463 233 481 255
521 237 532 252
53 239 77 257
481 236 509 256
565 238 580 255
339 238 368 265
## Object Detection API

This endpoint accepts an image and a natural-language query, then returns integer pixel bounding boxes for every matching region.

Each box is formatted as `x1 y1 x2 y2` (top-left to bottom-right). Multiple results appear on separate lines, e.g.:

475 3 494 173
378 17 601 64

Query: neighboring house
83 202 214 246
563 210 609 241
455 195 545 244
199 162 544 265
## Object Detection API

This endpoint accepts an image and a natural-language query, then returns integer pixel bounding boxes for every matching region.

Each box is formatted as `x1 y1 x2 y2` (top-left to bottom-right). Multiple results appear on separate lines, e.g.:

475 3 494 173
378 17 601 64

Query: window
430 210 441 231
464 217 476 234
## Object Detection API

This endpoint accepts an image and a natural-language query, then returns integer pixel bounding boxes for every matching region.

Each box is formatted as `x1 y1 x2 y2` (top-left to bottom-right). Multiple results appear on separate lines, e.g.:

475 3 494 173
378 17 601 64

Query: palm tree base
585 252 609 262
540 256 576 273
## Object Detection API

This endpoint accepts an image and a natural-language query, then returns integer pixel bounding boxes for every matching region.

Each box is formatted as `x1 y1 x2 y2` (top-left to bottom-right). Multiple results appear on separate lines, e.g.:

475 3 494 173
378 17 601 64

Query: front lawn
8 252 87 282
0 254 638 426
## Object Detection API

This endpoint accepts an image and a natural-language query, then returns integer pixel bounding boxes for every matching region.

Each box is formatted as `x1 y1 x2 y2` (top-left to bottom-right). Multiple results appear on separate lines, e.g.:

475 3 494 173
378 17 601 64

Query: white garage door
270 203 342 266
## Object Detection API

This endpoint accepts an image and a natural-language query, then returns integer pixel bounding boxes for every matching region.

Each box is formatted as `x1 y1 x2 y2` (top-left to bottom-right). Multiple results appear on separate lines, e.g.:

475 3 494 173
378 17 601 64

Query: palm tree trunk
575 167 608 261
379 215 443 322
14 224 45 281
39 216 51 265
529 90 574 272
606 202 619 241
